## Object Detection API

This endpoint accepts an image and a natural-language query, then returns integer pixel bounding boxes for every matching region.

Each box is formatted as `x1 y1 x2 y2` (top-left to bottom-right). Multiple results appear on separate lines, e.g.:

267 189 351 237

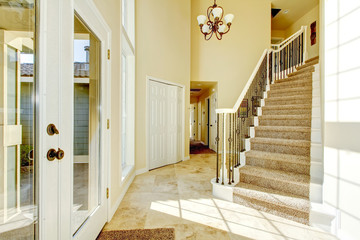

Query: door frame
205 96 210 146
209 92 217 151
146 76 185 171
197 101 201 141
37 0 112 239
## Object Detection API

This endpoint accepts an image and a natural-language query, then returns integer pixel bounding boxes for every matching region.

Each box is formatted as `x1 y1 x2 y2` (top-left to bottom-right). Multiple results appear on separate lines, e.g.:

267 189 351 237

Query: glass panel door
73 14 101 236
0 1 37 239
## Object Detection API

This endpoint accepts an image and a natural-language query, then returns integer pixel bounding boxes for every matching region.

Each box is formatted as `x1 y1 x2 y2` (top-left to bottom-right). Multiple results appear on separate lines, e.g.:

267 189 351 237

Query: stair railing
214 26 307 186
271 26 307 81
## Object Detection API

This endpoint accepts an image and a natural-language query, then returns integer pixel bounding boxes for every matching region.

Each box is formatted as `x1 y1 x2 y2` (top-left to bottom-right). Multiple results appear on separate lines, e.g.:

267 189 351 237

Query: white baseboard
135 167 148 175
183 156 190 161
109 170 135 221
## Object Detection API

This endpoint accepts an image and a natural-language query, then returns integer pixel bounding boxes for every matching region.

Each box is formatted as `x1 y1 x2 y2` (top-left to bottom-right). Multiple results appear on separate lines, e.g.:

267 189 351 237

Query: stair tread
255 126 311 132
288 66 315 77
267 95 312 101
233 182 310 212
275 77 312 85
262 104 312 110
251 137 310 147
305 56 319 63
246 150 310 165
270 85 312 92
259 114 311 120
239 165 310 185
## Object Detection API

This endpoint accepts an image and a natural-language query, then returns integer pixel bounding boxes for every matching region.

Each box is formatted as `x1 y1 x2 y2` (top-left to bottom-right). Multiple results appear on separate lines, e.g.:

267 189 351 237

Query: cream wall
323 0 360 239
191 0 271 109
285 5 319 60
93 0 135 210
271 29 286 39
135 0 191 170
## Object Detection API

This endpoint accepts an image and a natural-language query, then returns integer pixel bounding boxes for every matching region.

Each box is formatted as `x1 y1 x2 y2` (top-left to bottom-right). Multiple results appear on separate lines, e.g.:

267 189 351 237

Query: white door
190 105 195 140
209 93 217 151
40 1 109 239
197 102 202 141
0 1 108 239
149 81 167 170
149 80 183 170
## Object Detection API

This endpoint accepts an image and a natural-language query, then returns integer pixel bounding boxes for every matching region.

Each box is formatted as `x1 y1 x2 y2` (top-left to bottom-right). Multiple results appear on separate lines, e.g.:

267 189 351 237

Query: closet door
177 87 183 162
149 81 167 170
166 85 178 165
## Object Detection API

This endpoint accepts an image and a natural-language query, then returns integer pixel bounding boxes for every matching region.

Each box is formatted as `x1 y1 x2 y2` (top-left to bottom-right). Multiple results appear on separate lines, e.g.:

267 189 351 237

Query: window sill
121 165 134 182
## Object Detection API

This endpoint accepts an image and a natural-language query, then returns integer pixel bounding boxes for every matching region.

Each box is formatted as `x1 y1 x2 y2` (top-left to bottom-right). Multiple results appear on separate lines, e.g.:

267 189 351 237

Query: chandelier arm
223 24 231 34
218 6 224 22
207 5 214 21
205 28 214 40
215 30 223 40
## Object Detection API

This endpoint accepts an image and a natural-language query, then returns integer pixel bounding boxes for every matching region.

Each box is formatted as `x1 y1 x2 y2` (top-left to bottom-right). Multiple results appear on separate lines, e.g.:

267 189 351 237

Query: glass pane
73 14 101 235
0 1 37 239
121 54 126 168
7 47 17 125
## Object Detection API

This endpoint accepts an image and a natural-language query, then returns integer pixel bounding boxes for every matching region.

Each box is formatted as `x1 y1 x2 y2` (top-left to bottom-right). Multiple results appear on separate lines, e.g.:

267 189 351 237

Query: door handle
47 124 59 135
47 148 65 161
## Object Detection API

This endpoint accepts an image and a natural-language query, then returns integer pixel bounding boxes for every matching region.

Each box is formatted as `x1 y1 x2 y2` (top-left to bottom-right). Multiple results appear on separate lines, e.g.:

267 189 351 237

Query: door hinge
106 188 109 199
107 49 110 60
107 119 110 129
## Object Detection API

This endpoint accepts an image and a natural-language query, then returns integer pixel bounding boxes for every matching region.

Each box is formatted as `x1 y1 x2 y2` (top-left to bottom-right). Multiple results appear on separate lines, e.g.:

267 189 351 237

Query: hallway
190 141 216 154
102 154 338 240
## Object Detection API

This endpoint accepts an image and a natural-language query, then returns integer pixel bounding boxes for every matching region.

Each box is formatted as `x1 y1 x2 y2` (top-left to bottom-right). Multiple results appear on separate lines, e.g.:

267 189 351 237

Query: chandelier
197 0 234 40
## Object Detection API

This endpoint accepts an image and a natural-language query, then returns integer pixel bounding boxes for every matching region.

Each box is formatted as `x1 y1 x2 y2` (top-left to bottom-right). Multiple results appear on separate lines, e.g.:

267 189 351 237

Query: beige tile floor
104 153 338 240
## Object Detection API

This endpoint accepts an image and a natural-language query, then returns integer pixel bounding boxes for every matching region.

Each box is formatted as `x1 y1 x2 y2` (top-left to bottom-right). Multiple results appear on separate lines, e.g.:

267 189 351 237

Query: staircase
232 56 319 225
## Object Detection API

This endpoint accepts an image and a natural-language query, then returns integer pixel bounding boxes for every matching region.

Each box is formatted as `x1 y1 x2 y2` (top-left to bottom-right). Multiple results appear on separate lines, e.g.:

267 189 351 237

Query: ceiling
271 0 319 30
190 81 217 98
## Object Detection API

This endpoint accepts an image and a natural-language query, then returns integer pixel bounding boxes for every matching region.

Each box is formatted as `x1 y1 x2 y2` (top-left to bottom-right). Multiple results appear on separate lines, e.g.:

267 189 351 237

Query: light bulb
202 24 210 33
224 14 234 25
197 15 207 26
212 7 223 19
218 24 226 33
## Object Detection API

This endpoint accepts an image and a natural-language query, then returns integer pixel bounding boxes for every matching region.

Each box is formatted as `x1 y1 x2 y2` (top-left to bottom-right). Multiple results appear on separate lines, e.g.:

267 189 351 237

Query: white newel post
221 113 227 184
303 26 308 62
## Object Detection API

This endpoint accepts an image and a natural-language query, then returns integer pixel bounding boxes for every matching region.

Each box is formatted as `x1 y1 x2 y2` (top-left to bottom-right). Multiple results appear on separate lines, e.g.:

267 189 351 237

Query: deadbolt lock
47 148 65 161
47 149 57 161
47 124 59 135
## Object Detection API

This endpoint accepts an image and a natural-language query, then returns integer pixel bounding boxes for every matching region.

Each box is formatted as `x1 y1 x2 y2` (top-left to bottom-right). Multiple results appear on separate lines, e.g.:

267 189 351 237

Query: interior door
209 93 217 151
189 105 195 140
197 102 202 141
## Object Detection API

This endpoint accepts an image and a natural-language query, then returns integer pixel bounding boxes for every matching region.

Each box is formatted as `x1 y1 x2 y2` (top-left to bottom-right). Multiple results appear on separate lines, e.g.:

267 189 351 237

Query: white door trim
204 96 210 146
73 0 112 239
146 76 185 172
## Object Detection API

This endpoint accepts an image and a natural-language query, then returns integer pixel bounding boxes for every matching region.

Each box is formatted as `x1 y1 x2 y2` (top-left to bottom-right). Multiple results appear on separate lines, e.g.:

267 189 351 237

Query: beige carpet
97 228 175 240
233 56 319 225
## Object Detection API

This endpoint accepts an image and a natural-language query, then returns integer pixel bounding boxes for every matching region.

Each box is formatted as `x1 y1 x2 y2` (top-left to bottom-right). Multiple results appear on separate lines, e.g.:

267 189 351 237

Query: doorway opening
189 81 217 155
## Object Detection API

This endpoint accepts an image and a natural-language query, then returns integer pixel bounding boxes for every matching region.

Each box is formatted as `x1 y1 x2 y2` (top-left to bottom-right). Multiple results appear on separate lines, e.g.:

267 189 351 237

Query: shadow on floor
190 140 216 154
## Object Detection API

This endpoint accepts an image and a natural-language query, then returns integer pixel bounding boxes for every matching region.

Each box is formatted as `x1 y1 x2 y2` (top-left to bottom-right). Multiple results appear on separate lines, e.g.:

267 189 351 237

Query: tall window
121 54 127 168
121 0 135 178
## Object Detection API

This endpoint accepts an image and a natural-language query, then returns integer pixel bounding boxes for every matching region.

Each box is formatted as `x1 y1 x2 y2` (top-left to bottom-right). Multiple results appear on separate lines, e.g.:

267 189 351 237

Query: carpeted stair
233 56 319 225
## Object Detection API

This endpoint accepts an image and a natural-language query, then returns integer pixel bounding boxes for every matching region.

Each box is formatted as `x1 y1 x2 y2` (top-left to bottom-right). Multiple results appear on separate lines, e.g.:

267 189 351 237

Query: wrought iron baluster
216 113 220 183
228 114 232 185
222 113 225 185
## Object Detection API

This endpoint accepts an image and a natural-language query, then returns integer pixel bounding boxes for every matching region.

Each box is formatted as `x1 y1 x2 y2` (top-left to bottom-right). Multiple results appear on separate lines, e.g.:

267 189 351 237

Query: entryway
189 81 217 154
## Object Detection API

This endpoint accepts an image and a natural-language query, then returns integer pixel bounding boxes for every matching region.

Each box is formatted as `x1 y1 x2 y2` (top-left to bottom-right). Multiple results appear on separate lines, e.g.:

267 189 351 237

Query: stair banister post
222 113 227 185
303 25 308 62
